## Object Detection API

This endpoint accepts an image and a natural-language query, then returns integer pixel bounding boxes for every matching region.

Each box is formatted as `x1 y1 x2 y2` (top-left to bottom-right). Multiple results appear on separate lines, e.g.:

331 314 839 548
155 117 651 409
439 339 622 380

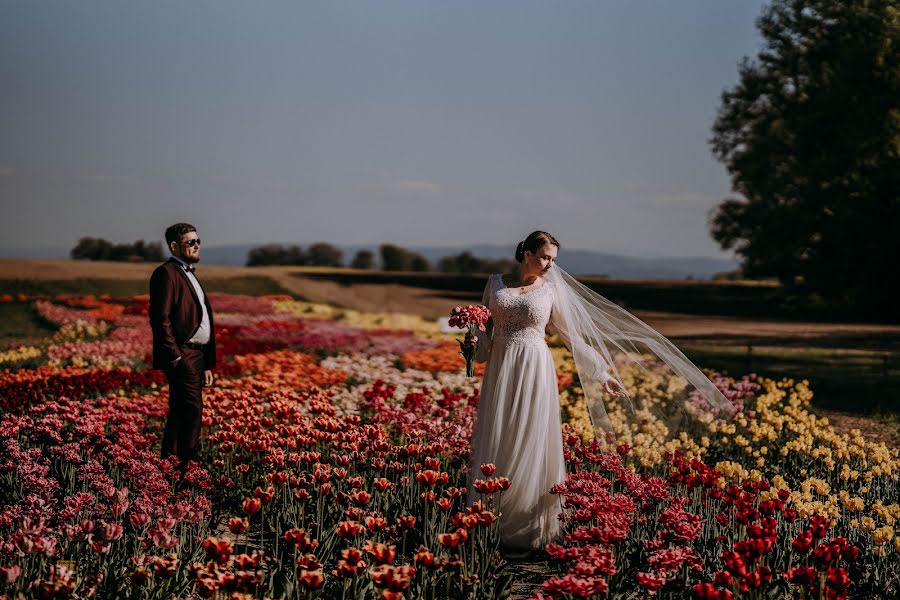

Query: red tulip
228 517 249 534
437 528 468 549
791 531 814 554
0 566 22 585
636 571 666 591
297 554 322 571
241 498 261 516
202 537 233 564
363 540 396 565
415 470 440 487
785 566 817 586
283 529 318 553
365 516 388 532
336 520 364 538
414 545 435 567
298 569 325 591
252 486 275 504
128 513 150 528
692 582 733 600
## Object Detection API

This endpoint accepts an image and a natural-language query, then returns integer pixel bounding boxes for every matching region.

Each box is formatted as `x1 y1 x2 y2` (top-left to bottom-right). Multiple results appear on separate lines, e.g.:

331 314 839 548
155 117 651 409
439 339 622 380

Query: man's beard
182 254 200 264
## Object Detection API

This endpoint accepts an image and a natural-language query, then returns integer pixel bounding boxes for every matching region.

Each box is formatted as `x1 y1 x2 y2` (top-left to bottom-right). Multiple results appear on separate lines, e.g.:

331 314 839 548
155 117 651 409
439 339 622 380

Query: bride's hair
515 231 560 263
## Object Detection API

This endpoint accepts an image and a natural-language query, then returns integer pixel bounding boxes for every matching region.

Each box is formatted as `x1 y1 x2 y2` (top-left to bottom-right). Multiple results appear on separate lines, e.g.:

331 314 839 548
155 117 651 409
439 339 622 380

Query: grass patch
0 276 293 298
202 276 292 296
0 279 149 297
0 304 56 346
682 344 900 416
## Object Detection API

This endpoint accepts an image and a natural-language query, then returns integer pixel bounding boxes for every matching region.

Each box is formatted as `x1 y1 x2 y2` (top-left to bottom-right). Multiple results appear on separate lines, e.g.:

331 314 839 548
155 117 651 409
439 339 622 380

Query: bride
464 230 735 556
464 231 626 555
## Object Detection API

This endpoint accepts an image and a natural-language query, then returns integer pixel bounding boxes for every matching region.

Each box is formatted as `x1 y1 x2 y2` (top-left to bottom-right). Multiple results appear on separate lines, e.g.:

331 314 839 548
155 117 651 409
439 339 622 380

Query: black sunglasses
180 238 201 247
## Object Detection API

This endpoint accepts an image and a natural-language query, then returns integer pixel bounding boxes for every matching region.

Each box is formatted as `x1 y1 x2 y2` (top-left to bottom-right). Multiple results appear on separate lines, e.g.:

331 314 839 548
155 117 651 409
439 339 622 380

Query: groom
149 222 216 469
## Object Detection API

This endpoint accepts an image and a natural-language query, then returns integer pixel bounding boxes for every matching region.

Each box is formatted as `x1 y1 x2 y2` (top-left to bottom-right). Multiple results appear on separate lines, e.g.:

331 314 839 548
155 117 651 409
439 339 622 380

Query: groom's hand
204 370 214 387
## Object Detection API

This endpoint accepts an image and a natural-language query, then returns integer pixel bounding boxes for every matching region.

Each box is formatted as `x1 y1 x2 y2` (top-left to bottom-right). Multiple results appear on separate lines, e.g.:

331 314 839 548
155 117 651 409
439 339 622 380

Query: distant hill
0 243 739 280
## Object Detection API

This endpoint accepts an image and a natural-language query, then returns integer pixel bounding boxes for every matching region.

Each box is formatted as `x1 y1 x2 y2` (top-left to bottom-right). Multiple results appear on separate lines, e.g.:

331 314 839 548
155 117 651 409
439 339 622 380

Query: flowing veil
546 265 738 440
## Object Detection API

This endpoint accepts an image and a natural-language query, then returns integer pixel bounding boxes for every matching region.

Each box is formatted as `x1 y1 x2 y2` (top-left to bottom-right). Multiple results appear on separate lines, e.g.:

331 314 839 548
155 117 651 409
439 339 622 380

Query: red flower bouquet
448 305 491 377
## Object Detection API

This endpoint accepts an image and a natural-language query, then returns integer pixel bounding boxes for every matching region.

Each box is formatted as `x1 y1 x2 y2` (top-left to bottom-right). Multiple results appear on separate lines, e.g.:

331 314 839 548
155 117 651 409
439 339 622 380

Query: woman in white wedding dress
464 231 626 555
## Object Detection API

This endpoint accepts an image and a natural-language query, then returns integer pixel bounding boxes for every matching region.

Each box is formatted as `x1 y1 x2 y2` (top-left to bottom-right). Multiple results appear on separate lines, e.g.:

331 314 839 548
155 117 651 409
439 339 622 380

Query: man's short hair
165 223 197 247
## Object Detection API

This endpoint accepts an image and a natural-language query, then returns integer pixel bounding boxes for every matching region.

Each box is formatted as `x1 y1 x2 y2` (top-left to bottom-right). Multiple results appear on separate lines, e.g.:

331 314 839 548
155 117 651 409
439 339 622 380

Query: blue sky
0 1 766 258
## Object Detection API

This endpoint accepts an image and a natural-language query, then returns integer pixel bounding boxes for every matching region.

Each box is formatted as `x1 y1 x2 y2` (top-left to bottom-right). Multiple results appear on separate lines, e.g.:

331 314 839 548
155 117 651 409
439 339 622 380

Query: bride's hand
462 332 476 349
604 378 626 397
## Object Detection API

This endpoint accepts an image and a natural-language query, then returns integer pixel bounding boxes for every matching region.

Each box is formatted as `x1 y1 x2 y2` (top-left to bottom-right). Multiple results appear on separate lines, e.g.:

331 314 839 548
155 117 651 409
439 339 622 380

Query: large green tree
709 0 899 319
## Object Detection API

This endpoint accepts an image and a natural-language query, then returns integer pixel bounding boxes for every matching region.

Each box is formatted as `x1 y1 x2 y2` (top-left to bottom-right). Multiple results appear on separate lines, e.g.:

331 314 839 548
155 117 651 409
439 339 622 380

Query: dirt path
815 409 900 448
505 556 555 599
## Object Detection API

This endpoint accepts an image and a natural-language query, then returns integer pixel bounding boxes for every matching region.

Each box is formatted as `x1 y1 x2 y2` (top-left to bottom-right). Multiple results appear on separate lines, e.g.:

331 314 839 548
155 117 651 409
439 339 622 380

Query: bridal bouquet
449 305 491 377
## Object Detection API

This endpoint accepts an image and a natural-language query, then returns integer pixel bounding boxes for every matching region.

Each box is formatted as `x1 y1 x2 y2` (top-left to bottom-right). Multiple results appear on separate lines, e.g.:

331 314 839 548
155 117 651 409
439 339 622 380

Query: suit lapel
194 273 214 327
169 258 202 317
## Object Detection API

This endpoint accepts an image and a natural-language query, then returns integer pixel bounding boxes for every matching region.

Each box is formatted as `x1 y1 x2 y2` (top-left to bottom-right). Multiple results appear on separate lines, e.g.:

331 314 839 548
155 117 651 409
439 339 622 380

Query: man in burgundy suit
149 222 216 469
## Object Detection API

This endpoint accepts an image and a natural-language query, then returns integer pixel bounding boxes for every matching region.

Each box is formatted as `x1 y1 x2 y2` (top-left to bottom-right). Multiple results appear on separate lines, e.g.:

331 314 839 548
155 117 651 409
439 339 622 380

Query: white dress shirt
172 256 211 345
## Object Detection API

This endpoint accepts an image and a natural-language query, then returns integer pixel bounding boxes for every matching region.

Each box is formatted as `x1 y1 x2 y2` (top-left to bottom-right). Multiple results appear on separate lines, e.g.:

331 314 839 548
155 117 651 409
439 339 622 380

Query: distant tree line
247 243 345 267
437 251 517 275
246 243 515 274
70 237 164 262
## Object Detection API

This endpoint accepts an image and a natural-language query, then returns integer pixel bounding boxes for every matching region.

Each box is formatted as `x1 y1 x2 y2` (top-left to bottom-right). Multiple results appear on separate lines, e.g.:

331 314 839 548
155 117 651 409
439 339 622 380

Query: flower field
0 290 897 599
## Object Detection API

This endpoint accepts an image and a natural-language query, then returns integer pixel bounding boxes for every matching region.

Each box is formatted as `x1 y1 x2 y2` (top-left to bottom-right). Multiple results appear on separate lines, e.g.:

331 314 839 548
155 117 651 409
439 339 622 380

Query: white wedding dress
466 273 572 551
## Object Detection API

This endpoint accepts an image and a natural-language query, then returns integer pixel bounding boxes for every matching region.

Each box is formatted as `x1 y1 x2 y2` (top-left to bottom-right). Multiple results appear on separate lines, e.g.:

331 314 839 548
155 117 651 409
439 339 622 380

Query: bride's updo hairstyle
515 231 560 263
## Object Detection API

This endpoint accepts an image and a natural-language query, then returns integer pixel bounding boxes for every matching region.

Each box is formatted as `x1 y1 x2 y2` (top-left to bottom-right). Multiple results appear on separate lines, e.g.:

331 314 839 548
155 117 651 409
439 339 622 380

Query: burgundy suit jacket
149 258 216 370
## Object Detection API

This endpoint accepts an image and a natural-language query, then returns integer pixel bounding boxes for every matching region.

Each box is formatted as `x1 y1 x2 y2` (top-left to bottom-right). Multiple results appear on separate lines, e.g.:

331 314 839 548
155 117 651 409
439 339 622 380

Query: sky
0 1 766 259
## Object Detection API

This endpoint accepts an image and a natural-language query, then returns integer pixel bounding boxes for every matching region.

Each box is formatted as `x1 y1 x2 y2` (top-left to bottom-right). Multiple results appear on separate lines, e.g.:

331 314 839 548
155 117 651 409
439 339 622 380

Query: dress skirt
466 337 567 550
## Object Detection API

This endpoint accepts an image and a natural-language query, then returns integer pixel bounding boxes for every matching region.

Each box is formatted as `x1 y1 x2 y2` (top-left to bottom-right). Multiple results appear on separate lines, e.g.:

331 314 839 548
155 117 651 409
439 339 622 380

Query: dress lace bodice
487 274 554 346
474 273 612 385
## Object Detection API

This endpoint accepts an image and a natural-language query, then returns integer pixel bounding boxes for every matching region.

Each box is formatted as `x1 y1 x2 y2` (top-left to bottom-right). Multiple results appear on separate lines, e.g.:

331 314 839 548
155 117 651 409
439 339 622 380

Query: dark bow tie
182 264 196 274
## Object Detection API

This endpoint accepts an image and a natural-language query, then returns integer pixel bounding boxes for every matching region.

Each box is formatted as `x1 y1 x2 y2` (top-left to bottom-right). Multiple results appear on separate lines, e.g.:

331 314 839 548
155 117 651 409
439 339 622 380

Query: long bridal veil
546 265 737 441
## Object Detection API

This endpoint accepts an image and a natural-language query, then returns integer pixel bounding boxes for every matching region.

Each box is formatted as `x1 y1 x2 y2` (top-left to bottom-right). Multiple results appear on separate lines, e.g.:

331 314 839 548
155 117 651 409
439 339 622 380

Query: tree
438 251 479 274
379 244 412 271
409 254 431 272
131 239 163 262
438 251 517 274
709 0 899 318
71 237 101 260
350 250 375 270
378 244 432 272
247 244 307 266
70 237 163 262
306 242 343 267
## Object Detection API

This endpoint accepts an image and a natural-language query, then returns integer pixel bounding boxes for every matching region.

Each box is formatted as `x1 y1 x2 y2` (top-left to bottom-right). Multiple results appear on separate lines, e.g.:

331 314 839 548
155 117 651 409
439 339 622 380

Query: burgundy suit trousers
161 346 205 465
